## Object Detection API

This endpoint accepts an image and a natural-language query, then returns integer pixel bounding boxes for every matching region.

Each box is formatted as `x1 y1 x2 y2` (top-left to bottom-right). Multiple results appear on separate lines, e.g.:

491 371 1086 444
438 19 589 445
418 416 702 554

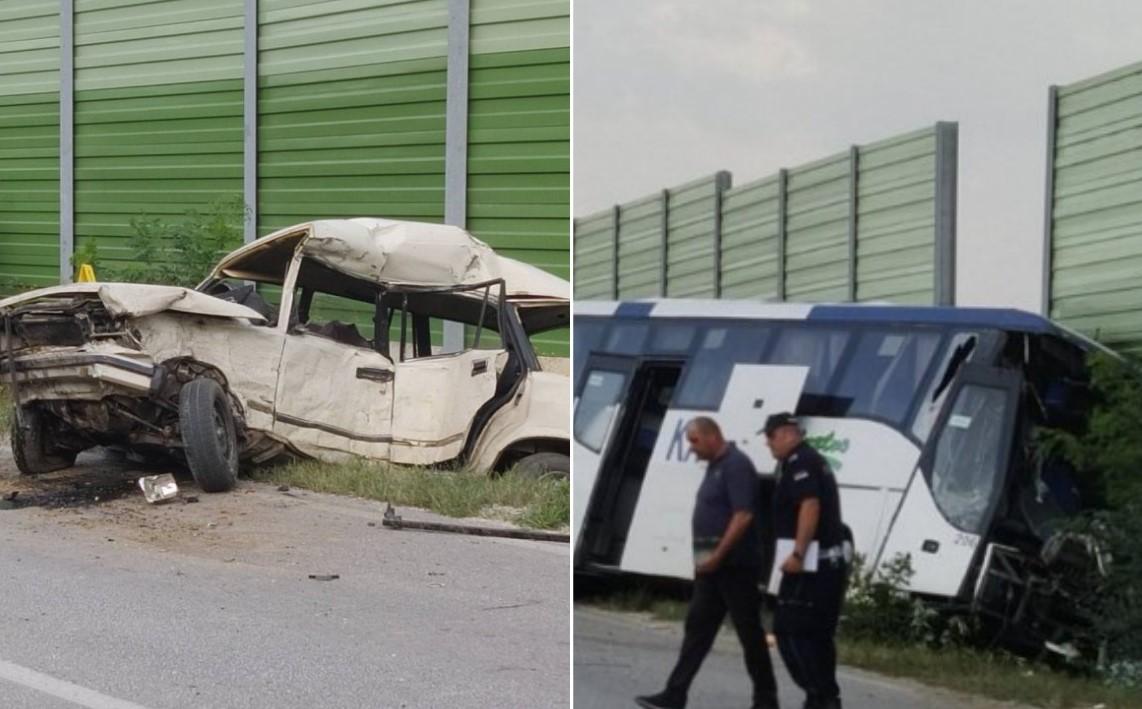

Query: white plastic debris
1044 640 1081 660
138 474 179 504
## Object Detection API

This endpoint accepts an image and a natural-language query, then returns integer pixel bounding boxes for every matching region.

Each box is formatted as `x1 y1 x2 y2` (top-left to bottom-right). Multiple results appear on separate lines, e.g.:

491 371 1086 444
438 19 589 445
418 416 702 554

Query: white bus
574 299 1106 650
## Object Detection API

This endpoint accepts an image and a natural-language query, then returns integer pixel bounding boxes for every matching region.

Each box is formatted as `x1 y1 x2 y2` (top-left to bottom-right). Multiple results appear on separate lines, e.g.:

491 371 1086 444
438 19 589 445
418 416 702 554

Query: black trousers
774 563 847 704
664 564 778 706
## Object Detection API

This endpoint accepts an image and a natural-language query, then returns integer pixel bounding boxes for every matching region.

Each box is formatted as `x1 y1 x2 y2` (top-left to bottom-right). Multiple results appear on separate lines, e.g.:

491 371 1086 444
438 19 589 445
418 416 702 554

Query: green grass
581 590 1138 708
586 587 690 622
250 457 569 530
838 639 1138 708
0 386 10 436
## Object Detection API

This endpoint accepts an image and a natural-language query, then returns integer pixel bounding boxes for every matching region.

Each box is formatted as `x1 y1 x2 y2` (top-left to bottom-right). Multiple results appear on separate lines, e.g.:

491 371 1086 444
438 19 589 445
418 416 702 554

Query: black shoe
751 695 780 709
819 698 841 709
635 691 685 709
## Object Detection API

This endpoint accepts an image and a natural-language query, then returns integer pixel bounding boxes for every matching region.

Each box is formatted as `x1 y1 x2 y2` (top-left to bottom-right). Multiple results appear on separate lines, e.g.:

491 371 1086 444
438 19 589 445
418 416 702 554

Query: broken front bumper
0 350 157 402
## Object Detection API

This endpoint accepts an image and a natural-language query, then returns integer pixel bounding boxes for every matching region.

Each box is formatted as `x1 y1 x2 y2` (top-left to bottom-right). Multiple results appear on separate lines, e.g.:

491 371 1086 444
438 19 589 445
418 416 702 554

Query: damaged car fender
467 369 570 473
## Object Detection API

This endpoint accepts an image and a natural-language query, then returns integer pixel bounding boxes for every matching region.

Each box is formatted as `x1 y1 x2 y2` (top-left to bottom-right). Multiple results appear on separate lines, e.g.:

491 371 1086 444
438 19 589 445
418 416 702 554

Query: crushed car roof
213 218 570 301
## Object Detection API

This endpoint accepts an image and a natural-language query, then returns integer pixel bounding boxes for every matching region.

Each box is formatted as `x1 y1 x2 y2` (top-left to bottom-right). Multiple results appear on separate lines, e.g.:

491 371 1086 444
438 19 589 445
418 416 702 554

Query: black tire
11 406 77 475
178 378 239 493
515 452 570 479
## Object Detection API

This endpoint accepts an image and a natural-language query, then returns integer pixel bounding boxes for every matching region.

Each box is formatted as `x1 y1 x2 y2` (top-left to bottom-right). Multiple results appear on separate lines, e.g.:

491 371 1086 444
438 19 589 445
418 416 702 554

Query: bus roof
574 299 1108 353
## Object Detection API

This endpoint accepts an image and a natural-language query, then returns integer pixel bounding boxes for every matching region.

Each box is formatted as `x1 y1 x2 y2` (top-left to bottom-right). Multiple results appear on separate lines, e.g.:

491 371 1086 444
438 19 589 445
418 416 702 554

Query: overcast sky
573 0 1142 311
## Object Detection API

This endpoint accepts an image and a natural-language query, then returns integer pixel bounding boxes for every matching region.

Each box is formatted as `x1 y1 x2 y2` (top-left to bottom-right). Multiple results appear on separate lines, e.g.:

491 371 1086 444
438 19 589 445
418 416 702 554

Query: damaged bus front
573 300 1108 655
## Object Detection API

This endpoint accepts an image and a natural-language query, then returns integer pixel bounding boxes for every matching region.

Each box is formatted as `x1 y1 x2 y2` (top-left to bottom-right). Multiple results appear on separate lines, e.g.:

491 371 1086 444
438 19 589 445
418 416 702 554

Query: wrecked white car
0 218 570 492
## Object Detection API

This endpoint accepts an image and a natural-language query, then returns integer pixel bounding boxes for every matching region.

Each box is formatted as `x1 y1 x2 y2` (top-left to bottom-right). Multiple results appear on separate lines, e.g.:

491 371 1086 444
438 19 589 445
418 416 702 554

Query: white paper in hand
775 538 819 573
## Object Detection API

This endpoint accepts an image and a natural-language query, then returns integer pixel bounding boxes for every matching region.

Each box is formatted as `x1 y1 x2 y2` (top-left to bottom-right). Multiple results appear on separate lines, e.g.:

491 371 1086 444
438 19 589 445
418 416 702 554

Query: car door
388 347 501 465
272 302 395 461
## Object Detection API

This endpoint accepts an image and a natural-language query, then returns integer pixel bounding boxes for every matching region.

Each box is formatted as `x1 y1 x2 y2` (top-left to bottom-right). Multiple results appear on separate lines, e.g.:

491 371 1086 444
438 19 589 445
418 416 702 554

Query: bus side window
573 320 608 386
833 330 942 425
673 325 770 410
603 322 649 355
767 327 851 411
649 322 697 353
574 370 629 452
912 333 979 442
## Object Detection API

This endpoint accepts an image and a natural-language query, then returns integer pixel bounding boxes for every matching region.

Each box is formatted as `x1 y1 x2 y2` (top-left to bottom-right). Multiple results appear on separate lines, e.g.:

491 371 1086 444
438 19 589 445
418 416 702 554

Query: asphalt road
0 454 569 709
574 607 1012 709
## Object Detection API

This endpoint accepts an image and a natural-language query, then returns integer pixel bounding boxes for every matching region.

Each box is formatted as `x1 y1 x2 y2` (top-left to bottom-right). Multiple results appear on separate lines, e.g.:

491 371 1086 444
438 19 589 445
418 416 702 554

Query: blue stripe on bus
615 302 656 318
808 305 1056 333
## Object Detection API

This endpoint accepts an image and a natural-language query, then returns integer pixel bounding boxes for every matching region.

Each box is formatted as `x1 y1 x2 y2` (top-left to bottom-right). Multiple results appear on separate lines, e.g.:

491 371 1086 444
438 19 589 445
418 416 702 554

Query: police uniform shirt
774 441 843 550
691 443 763 567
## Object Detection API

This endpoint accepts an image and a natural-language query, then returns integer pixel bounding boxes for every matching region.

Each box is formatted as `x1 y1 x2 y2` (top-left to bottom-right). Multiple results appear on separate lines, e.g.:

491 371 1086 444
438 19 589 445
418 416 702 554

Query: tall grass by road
251 457 569 530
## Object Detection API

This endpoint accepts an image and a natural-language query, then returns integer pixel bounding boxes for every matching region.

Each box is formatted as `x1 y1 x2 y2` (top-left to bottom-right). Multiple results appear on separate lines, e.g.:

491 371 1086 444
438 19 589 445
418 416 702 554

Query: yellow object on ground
76 264 96 282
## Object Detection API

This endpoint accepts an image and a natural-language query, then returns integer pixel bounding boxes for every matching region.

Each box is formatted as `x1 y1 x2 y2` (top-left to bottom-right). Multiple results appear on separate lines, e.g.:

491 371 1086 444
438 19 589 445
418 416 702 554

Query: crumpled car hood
0 283 267 323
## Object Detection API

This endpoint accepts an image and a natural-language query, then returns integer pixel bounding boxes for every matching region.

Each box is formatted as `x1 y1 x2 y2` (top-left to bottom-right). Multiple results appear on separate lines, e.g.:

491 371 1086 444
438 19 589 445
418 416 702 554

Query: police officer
764 412 847 709
636 416 779 709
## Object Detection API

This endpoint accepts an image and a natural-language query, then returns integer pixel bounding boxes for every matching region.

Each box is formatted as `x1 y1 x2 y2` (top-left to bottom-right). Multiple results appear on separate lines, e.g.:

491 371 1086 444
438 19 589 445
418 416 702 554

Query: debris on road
308 574 340 581
381 503 569 543
481 600 542 612
138 474 179 504
277 485 290 492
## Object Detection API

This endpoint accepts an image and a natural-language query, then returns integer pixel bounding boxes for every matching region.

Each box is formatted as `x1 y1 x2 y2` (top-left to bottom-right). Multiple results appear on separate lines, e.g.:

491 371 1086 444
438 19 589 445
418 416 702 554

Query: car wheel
178 378 239 493
515 452 570 479
11 406 78 475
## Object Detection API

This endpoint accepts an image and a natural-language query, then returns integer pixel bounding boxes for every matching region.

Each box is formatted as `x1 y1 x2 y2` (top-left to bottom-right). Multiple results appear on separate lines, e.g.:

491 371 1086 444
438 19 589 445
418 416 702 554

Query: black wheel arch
492 437 570 472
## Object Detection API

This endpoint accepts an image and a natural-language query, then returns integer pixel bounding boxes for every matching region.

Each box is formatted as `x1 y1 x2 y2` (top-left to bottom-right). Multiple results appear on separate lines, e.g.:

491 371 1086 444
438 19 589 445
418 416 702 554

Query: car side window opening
198 230 308 327
203 280 278 325
298 289 376 349
929 384 1010 534
465 284 500 351
386 287 506 363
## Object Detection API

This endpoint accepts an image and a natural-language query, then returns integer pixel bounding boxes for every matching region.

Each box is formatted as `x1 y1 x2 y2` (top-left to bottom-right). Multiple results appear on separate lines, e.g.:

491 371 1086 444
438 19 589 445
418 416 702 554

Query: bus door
875 362 1021 598
573 355 683 568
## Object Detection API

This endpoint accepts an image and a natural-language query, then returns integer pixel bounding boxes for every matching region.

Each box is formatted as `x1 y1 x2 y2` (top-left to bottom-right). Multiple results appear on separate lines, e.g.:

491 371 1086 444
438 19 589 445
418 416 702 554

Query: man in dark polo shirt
765 412 847 709
636 417 779 709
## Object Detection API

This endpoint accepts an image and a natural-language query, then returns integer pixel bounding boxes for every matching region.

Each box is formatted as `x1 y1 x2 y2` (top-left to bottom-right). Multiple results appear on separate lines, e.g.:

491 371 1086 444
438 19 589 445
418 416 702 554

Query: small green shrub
105 196 246 287
842 553 924 645
1034 351 1142 681
841 552 976 649
69 239 100 274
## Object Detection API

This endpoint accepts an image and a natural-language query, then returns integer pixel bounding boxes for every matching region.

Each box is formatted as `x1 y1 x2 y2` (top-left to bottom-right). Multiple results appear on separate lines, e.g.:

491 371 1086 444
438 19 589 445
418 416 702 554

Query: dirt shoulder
0 447 559 565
